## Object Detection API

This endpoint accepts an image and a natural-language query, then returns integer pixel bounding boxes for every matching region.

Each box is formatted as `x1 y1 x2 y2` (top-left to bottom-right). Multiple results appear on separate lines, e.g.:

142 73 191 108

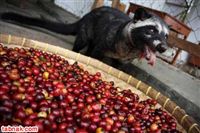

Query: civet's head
129 8 169 65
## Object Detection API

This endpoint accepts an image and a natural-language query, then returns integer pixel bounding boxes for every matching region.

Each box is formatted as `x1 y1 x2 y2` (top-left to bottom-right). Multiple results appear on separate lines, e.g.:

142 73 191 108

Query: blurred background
55 0 200 79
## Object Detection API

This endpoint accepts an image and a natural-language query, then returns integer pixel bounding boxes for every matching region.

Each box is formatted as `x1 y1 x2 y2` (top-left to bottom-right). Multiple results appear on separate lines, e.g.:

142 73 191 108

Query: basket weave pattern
0 34 200 133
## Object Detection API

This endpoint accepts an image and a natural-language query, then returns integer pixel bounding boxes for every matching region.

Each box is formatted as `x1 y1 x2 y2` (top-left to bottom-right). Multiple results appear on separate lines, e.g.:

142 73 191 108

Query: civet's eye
149 28 158 34
150 29 154 33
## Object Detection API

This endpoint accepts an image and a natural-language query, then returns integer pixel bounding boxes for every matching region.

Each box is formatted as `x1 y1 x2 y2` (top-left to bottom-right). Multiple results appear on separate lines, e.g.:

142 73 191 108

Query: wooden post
171 48 181 65
112 0 120 8
171 36 187 65
168 35 200 59
92 0 104 10
118 3 126 12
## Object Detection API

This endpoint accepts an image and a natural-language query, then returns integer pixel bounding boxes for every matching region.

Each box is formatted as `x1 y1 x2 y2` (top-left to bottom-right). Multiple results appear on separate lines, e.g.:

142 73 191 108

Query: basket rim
0 34 200 133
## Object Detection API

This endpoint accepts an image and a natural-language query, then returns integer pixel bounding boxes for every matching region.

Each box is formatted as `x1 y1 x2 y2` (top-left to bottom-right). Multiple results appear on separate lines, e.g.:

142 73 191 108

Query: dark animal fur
1 7 169 67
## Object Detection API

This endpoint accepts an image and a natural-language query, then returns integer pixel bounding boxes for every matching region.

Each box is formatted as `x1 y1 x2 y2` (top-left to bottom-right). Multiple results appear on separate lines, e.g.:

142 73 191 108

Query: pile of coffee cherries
0 44 181 133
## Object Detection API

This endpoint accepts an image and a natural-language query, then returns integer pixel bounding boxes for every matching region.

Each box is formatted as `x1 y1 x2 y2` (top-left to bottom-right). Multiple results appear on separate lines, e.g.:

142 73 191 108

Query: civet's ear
133 8 151 23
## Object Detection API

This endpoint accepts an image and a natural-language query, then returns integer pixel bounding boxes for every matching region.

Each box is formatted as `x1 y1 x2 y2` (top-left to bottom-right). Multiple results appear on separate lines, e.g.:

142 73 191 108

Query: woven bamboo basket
0 34 200 133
